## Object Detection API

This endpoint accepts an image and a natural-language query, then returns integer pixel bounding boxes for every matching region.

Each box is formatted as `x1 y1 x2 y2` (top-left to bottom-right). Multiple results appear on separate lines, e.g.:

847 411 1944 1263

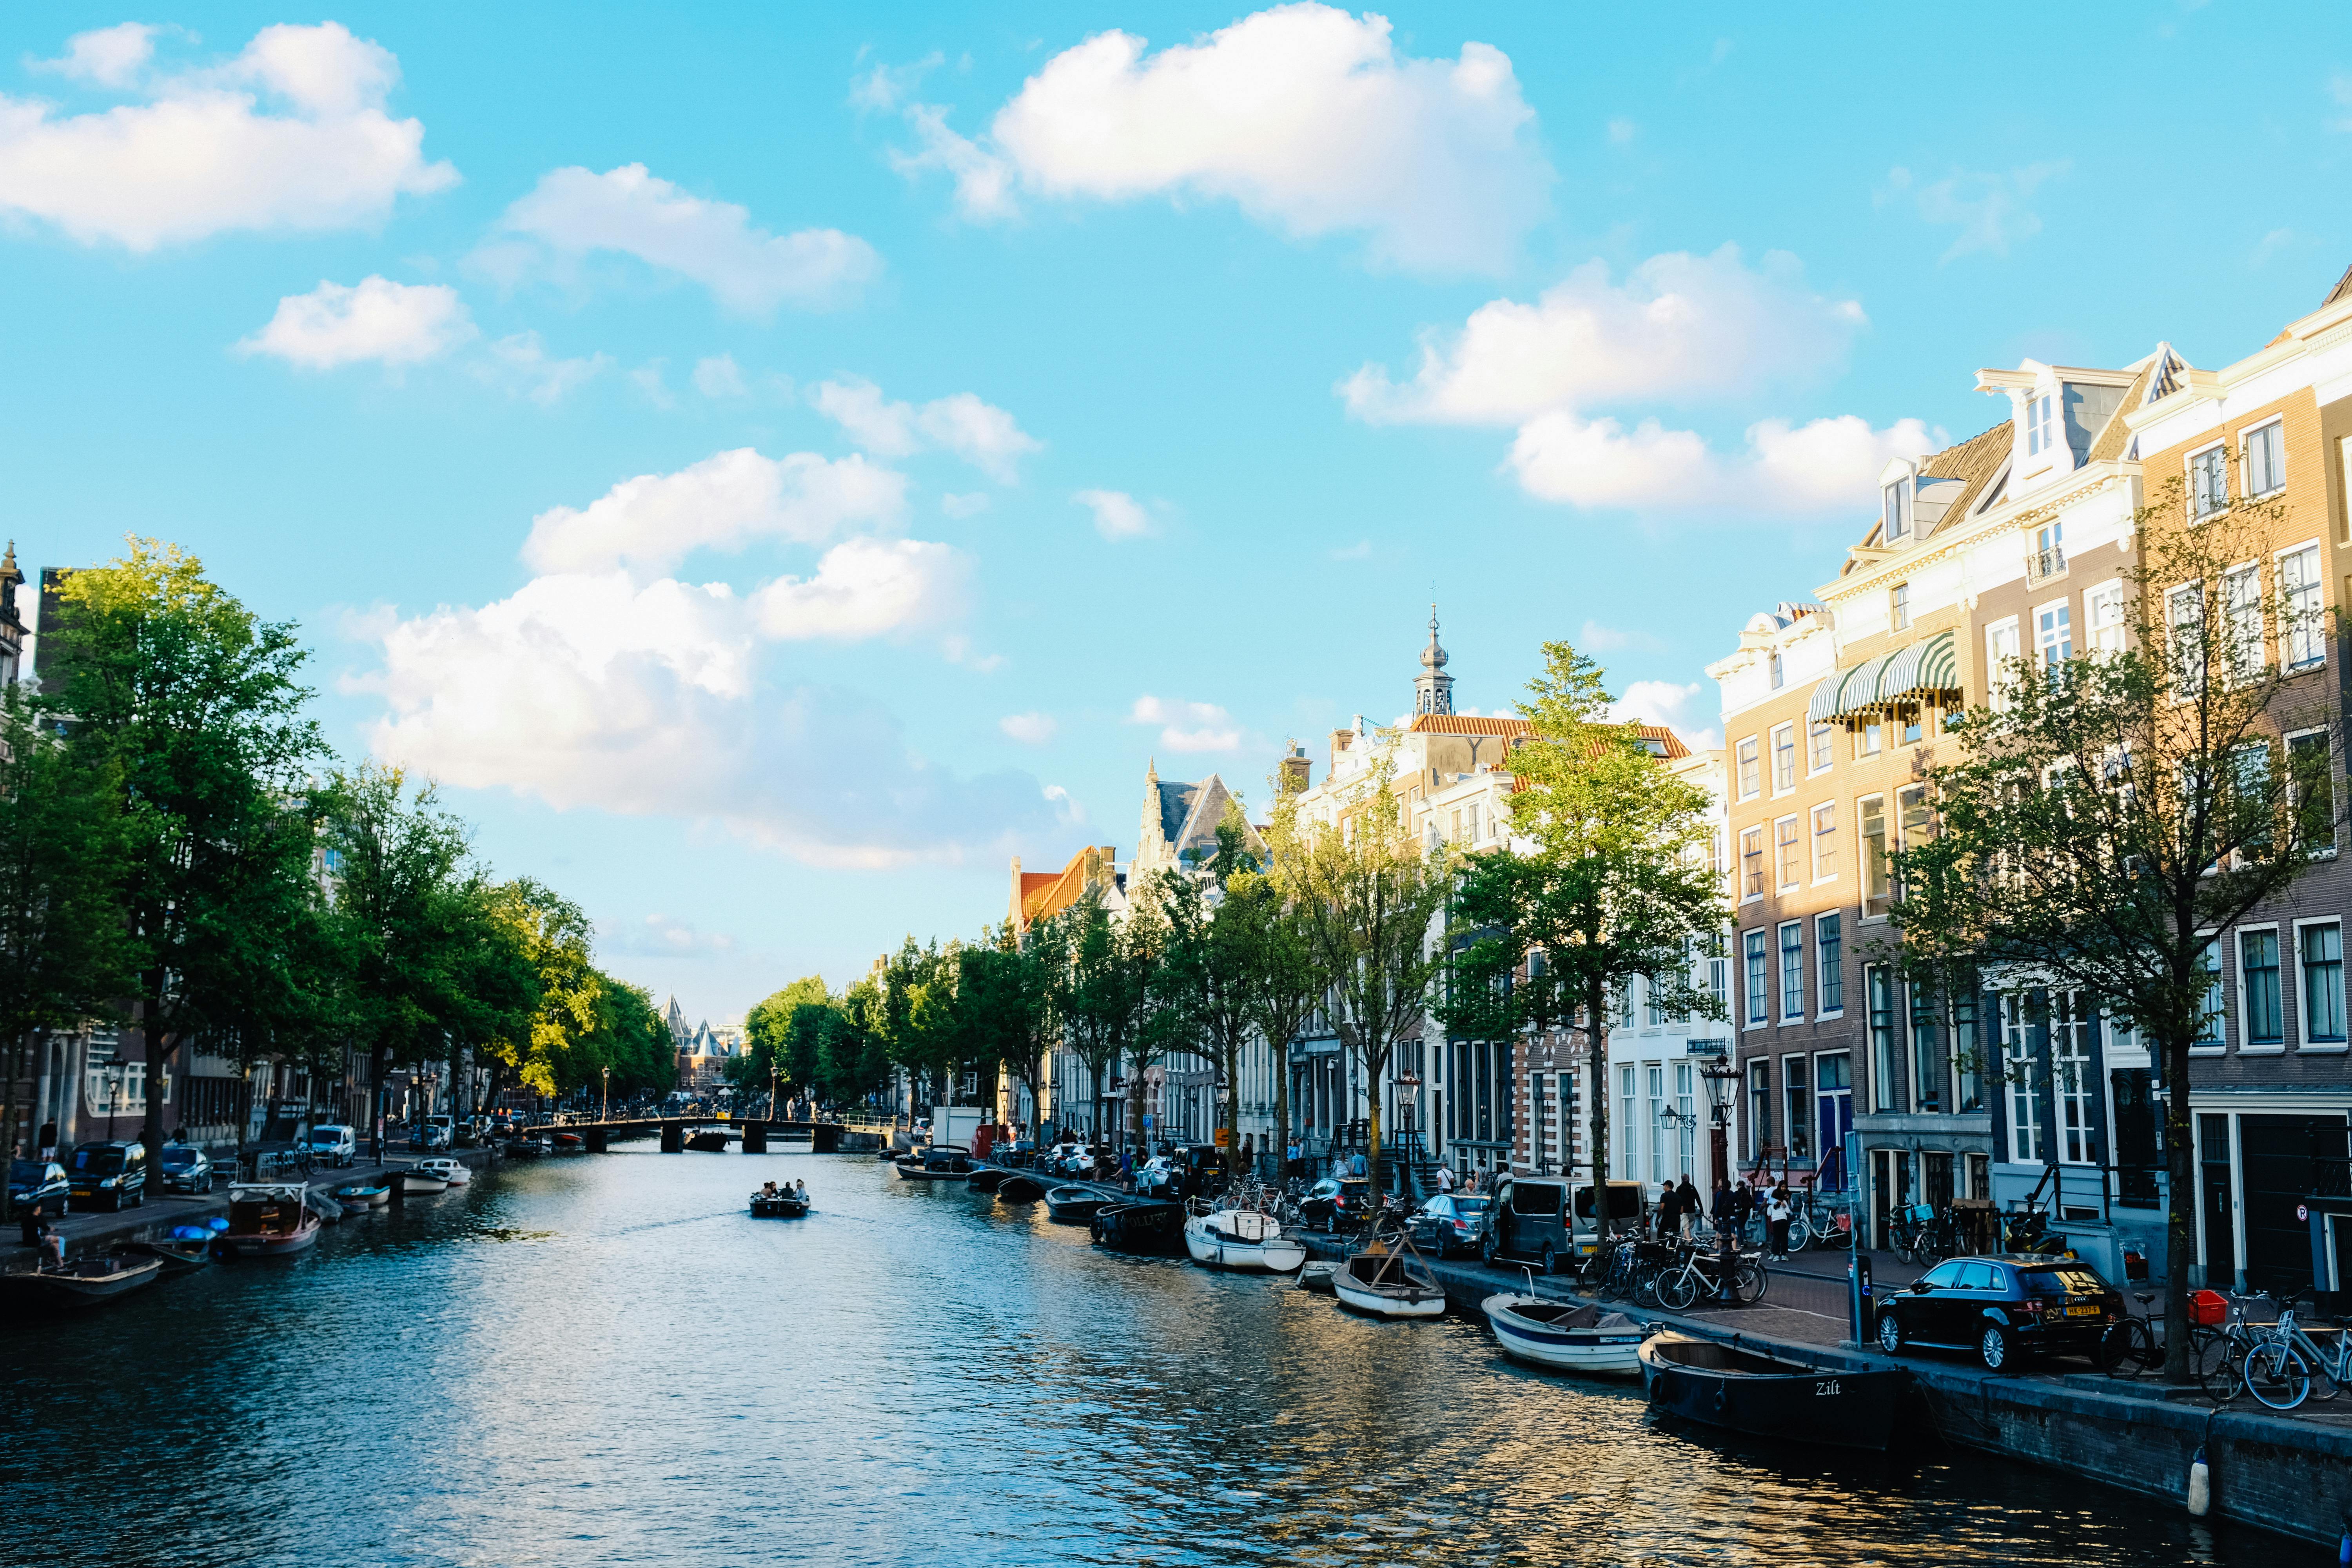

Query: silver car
158 1144 214 1194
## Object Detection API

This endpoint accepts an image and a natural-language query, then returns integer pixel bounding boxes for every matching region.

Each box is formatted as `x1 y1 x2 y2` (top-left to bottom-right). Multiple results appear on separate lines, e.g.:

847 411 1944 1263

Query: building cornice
1815 461 2138 604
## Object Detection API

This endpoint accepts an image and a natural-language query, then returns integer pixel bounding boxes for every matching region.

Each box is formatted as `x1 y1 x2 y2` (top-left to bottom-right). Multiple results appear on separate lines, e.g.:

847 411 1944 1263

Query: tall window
1867 966 1897 1113
2036 601 2073 671
1808 720 1834 771
2003 995 2043 1163
1883 478 1911 540
2281 544 2324 669
2223 565 2263 682
2025 393 2054 456
2191 445 2229 517
1737 737 1760 799
2245 420 2285 498
1706 933 1728 1014
2302 922 2345 1046
2290 730 2335 853
1675 1062 1696 1178
1811 801 1838 880
1891 583 1911 630
1646 1063 1666 1183
2169 584 2207 695
1743 930 1768 1024
2197 938 2226 1048
1986 620 2022 709
1817 912 1844 1013
1784 1057 1812 1161
1853 720 1883 759
1896 784 1933 857
1779 921 1804 1020
1859 794 1890 917
1646 975 1665 1028
2241 929 2283 1047
2087 582 2126 654
2033 520 2065 579
1771 723 1796 792
1953 990 1982 1111
1911 989 1943 1113
1746 1060 1770 1160
2054 990 2095 1163
1740 827 1764 900
1769 652 1784 689
1620 1065 1637 1180
1775 815 1801 889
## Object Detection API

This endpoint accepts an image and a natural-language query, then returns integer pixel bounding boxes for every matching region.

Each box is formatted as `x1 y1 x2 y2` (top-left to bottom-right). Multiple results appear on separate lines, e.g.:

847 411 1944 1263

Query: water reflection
1 1151 2268 1566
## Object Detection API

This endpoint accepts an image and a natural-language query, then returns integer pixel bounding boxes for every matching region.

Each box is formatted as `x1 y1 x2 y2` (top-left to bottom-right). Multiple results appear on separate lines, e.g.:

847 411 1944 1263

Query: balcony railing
2027 544 2067 583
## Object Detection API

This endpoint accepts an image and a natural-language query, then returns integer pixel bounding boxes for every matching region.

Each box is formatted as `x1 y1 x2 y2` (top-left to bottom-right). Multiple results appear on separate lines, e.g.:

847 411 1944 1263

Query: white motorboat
1481 1293 1645 1376
413 1158 470 1187
1332 1240 1447 1319
396 1167 451 1194
1183 1201 1307 1272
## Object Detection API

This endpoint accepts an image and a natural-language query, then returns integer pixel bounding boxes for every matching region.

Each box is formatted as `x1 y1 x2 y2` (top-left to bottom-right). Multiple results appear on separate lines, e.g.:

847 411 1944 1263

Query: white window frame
2287 725 2337 860
2222 561 2265 684
1739 825 1764 904
2235 921 2286 1055
2168 583 2206 697
1807 719 1835 775
1891 582 1911 632
1778 919 1806 1022
1742 929 1769 1028
1736 735 1761 800
1770 722 1797 796
2033 595 2074 671
1985 617 2022 710
2191 929 2227 1054
2188 441 2230 520
2278 540 2325 671
1809 800 1839 883
2293 916 2348 1053
2085 579 2127 655
1774 813 1802 892
2243 416 2286 500
1814 910 1844 1019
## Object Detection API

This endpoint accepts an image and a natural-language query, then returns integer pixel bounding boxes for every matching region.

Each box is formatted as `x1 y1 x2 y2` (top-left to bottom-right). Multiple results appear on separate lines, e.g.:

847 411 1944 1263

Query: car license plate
2066 1304 2100 1316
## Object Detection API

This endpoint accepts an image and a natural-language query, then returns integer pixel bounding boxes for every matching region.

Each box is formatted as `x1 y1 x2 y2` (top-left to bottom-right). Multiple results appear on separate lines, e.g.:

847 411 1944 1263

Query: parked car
65 1140 148 1211
1873 1254 2125 1371
1485 1174 1572 1272
7 1158 68 1212
158 1143 215 1194
1298 1175 1372 1233
307 1125 358 1168
425 1114 455 1149
1410 1193 1495 1257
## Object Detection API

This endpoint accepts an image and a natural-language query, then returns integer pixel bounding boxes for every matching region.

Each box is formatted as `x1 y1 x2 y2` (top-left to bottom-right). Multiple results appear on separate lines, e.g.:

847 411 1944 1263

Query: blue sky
2 4 2346 1023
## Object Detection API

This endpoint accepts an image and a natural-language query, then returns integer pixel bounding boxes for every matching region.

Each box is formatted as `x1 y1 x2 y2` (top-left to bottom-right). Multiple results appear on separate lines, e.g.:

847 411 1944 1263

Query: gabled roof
1407 714 1529 737
1155 777 1204 845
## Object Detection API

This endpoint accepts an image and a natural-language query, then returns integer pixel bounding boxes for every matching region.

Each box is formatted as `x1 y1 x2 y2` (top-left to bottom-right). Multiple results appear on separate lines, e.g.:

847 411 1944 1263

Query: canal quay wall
1298 1234 2348 1549
5 1147 498 1278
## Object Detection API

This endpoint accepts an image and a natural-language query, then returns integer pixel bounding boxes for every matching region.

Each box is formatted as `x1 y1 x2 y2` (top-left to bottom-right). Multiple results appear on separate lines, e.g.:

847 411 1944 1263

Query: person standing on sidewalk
1765 1185 1792 1259
1675 1174 1702 1240
1654 1180 1680 1240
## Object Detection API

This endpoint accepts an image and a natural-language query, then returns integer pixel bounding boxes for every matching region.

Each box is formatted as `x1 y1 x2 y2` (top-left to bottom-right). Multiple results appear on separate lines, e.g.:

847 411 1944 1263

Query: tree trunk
1220 1036 1240 1182
2161 1026 2197 1383
138 967 167 1167
1366 1053 1385 1203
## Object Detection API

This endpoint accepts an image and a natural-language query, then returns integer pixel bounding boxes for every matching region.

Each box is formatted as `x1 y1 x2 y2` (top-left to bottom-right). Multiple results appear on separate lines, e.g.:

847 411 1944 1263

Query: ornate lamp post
601 1066 611 1124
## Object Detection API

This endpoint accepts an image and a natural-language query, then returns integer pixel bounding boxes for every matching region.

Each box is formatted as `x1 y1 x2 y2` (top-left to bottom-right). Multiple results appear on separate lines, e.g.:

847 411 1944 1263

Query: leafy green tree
1273 751 1453 1198
46 539 331 1165
482 877 601 1099
832 978 894 1109
581 975 673 1105
1224 788 1326 1178
735 975 829 1094
1044 891 1150 1148
1439 642 1724 1200
955 932 1053 1133
1151 806 1266 1172
1890 494 2332 1381
0 687 137 1201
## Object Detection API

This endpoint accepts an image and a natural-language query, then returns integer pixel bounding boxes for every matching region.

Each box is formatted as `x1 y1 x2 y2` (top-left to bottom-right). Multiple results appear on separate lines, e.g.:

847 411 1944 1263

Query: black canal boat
1089 1199 1185 1255
1637 1331 1906 1451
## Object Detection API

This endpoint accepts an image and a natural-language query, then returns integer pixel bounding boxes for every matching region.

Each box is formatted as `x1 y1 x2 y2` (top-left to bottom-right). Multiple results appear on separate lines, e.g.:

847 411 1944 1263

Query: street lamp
601 1067 611 1124
1697 1050 1742 1305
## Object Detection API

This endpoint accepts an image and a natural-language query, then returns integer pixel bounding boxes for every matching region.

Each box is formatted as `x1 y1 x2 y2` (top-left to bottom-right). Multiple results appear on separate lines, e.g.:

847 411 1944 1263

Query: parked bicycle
2235 1290 2352 1410
2196 1290 2279 1403
1653 1241 1769 1310
2098 1289 2230 1380
1788 1192 1854 1252
1884 1201 1946 1267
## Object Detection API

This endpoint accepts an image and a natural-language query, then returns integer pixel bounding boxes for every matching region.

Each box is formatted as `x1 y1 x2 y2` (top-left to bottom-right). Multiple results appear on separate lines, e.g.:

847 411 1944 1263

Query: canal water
0 1150 2283 1566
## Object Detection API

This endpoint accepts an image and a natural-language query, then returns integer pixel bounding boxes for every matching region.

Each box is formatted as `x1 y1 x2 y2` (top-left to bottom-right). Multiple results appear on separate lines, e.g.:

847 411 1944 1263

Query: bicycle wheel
1655 1266 1699 1312
2244 1341 2311 1410
1785 1217 1811 1254
2100 1318 2154 1377
1734 1257 1768 1305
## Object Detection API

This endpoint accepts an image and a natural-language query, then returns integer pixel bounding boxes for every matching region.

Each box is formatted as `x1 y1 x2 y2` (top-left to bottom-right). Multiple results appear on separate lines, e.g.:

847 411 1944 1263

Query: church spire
1414 599 1453 717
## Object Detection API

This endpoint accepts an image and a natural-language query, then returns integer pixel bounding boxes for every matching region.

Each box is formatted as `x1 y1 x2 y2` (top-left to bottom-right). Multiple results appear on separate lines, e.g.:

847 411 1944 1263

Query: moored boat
1637 1331 1907 1451
1042 1185 1109 1224
11 1253 164 1309
397 1167 450 1194
217 1182 323 1258
995 1174 1046 1203
1298 1260 1338 1294
895 1146 975 1181
335 1181 392 1211
1482 1294 1645 1376
134 1232 216 1273
967 1166 1011 1192
414 1158 470 1186
1184 1201 1307 1272
1332 1241 1447 1318
1089 1199 1186 1255
685 1130 729 1152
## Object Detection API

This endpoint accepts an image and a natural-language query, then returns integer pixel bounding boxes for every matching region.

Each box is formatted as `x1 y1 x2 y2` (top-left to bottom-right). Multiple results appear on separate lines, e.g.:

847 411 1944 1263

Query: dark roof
1156 779 1201 845
2325 261 2352 309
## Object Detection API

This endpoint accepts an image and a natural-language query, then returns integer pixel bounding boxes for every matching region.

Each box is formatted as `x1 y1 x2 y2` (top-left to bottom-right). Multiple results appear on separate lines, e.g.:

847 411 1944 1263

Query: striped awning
1804 630 1960 723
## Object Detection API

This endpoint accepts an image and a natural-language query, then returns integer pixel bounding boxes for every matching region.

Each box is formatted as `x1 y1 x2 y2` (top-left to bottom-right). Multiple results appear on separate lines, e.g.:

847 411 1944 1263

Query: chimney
1281 740 1311 793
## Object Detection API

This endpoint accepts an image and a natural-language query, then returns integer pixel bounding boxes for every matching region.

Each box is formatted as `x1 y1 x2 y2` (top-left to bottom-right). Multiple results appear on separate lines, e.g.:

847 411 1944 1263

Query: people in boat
761 1181 778 1198
793 1179 807 1198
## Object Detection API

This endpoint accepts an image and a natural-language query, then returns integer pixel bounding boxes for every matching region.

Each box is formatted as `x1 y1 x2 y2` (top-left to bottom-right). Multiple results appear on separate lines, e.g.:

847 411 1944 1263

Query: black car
1298 1176 1372 1233
7 1158 68 1212
65 1140 148 1212
1409 1193 1494 1257
158 1143 215 1194
1874 1254 2124 1371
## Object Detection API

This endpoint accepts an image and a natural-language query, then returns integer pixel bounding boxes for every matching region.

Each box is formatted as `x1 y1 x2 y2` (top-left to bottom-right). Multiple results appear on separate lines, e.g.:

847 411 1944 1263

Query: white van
308 1125 358 1168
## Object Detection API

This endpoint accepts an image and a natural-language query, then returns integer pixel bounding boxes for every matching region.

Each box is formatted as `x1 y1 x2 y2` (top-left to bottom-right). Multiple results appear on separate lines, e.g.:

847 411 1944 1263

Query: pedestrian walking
1434 1163 1454 1196
1710 1175 1735 1236
1654 1180 1680 1240
1676 1174 1702 1240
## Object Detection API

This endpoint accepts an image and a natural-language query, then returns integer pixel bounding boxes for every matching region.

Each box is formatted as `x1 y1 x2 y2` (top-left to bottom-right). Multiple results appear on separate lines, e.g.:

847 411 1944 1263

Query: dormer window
2026 394 2055 456
1768 652 1784 690
1891 583 1911 632
1882 479 1912 541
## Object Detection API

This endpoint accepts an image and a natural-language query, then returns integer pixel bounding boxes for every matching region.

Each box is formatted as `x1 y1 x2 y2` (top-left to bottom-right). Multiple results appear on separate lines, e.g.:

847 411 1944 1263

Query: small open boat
749 1189 809 1217
135 1232 216 1273
552 1131 586 1153
1638 1331 1907 1451
1483 1294 1645 1376
218 1182 323 1258
1043 1185 1109 1224
895 1146 974 1181
1298 1260 1339 1294
1333 1236 1446 1318
1184 1200 1307 1272
1089 1199 1187 1255
995 1174 1046 1203
335 1181 392 1211
414 1158 470 1186
685 1130 729 1152
967 1167 1011 1192
13 1253 163 1308
397 1167 450 1194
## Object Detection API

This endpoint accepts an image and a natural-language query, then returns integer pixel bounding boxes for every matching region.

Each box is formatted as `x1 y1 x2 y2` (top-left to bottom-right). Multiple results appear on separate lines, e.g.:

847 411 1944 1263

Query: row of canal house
1711 269 2352 1292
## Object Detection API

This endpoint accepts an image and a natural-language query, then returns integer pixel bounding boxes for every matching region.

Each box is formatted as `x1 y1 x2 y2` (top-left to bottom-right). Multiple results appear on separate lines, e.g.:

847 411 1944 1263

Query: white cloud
523 447 907 576
2252 227 2294 268
880 5 1549 273
1606 116 1636 146
1579 620 1661 653
1508 411 1939 515
1880 162 2069 263
941 492 991 519
1329 539 1372 561
602 913 737 956
1130 694 1241 752
811 377 1042 481
476 331 610 405
352 572 1051 868
1075 488 1153 539
751 537 971 641
1608 679 1719 751
693 353 747 398
1342 247 1867 425
1000 711 1057 745
492 163 878 314
236 276 474 369
30 24 159 88
630 361 674 407
0 22 456 250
